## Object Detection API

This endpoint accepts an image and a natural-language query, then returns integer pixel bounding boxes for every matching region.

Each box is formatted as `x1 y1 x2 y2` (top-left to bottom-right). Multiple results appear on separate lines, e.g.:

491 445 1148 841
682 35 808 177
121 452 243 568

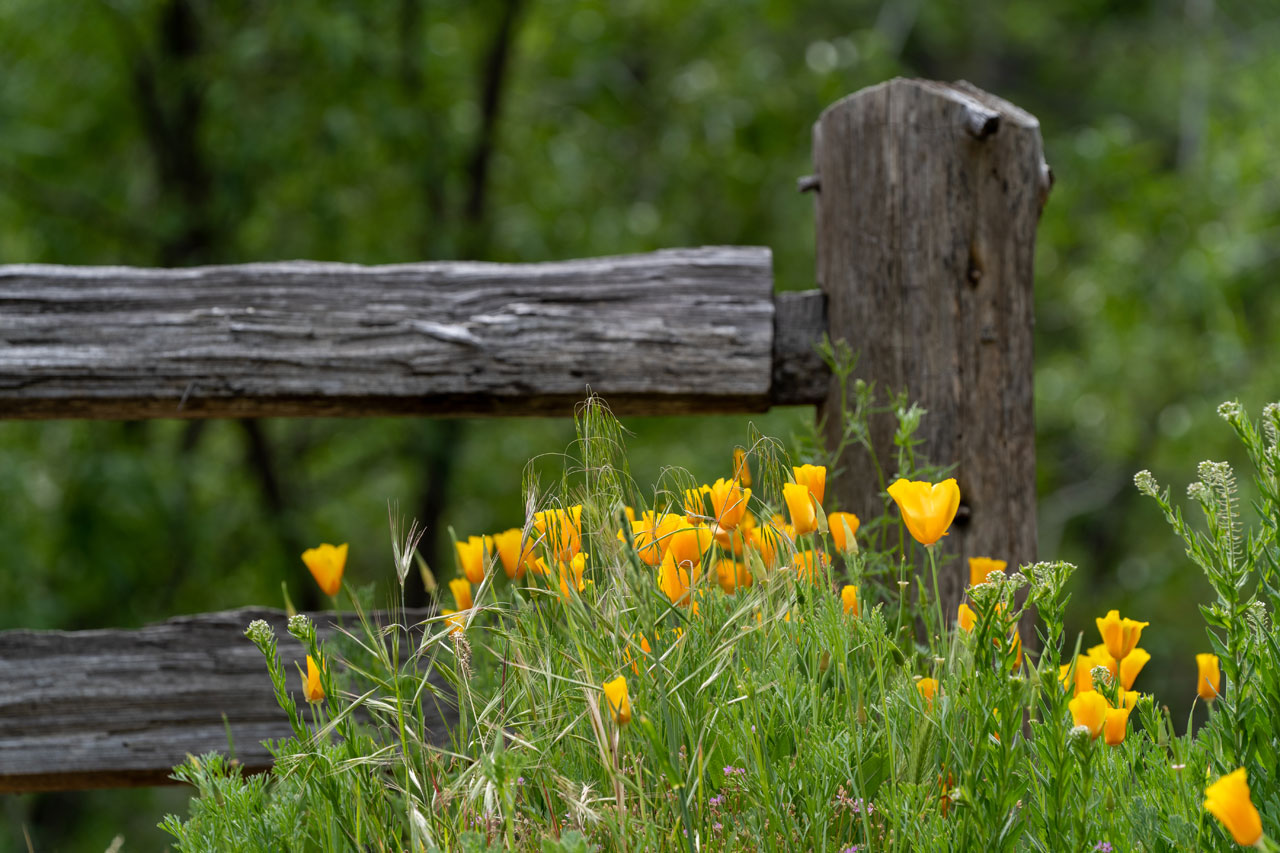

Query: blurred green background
2 0 1278 848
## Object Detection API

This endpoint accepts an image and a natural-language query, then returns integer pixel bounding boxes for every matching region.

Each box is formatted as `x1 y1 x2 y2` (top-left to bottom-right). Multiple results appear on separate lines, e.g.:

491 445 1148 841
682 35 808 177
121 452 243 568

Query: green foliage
160 400 1280 851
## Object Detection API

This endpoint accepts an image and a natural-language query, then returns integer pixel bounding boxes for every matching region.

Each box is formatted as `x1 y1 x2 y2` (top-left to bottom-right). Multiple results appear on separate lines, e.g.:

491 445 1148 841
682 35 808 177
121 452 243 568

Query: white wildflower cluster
1217 400 1244 424
287 613 314 643
1263 402 1280 450
1133 470 1158 497
244 619 274 646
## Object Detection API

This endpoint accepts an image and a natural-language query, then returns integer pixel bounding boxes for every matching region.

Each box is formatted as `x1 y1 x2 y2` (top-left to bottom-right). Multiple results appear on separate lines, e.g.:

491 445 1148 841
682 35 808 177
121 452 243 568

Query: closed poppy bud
658 550 693 607
715 559 752 594
783 482 817 536
1103 706 1131 746
957 602 976 633
493 529 531 579
829 512 860 552
603 675 631 726
302 543 348 597
887 479 961 547
449 577 473 611
733 447 752 488
1196 654 1221 701
968 557 1007 588
1095 609 1149 661
1120 648 1150 691
841 585 859 616
792 464 827 505
1204 768 1263 846
303 655 325 703
1068 691 1109 739
1120 690 1140 710
916 677 939 709
455 535 492 585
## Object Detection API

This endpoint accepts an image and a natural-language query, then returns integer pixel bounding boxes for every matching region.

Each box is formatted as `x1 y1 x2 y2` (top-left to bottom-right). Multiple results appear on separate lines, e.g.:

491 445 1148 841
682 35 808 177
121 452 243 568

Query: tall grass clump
162 393 1280 852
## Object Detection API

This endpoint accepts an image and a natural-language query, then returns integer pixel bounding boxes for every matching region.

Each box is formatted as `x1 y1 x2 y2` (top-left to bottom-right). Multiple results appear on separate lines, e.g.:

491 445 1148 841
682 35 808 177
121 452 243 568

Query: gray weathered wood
813 78 1047 621
0 247 781 420
0 607 453 793
770 290 829 405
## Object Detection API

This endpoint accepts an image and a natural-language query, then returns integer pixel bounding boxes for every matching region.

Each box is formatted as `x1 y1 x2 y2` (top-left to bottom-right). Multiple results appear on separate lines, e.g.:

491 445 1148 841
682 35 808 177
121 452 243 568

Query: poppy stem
927 545 945 649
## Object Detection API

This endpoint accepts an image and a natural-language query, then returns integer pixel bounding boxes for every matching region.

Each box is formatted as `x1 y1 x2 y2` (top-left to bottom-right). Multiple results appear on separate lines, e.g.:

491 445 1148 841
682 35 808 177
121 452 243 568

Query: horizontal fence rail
0 607 451 793
0 247 830 419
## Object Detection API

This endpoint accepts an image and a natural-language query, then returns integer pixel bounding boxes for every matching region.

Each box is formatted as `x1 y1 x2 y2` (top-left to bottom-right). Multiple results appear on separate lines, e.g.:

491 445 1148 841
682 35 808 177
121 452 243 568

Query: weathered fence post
813 78 1050 623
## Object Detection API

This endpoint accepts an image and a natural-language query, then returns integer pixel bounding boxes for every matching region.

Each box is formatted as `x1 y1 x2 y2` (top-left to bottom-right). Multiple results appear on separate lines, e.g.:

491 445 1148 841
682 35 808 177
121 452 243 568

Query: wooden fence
0 78 1050 793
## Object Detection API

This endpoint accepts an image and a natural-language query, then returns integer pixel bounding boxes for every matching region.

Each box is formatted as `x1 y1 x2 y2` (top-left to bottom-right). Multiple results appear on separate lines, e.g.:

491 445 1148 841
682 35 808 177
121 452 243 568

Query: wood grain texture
813 78 1046 621
0 607 452 793
0 247 777 419
770 290 829 405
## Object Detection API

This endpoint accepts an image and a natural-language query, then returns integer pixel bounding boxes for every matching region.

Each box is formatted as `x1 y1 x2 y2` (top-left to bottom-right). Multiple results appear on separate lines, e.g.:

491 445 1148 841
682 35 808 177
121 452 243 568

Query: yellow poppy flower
1068 690 1109 739
706 478 752 531
748 520 790 570
1103 706 1131 746
1059 656 1097 697
792 464 827 505
733 447 752 488
493 529 532 580
1197 653 1221 701
828 511 860 552
625 633 653 676
1119 647 1150 691
665 519 713 570
441 608 467 636
303 655 325 703
1204 768 1263 846
968 556 1007 587
620 511 668 566
1085 643 1120 682
713 511 755 555
557 552 588 600
1095 609 1149 661
791 549 828 583
684 486 709 523
658 550 693 608
449 577 473 611
841 585 859 616
916 677 939 709
301 542 348 597
783 482 817 537
533 505 583 562
886 479 961 546
957 602 977 633
1120 690 1140 710
603 675 631 726
715 559 752 594
455 535 493 585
